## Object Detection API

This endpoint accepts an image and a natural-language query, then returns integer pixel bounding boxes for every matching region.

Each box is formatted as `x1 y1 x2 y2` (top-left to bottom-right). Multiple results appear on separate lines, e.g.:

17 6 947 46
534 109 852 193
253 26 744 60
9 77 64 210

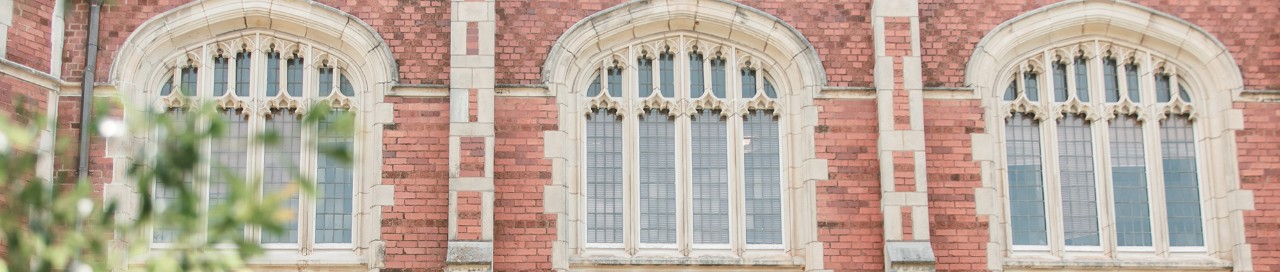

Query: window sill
135 247 366 269
571 254 803 270
1003 255 1232 271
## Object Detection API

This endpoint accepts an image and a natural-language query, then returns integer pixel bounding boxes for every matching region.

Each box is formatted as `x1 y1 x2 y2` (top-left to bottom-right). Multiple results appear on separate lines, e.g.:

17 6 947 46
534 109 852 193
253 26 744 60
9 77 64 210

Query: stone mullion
727 108 746 256
446 0 497 270
873 1 934 269
1087 42 1116 254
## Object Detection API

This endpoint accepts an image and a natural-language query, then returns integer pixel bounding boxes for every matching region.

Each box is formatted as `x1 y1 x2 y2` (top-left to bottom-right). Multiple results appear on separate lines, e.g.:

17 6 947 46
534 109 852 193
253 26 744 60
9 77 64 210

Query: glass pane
318 68 334 97
1109 115 1152 247
160 78 173 96
638 57 654 98
1155 74 1171 103
235 52 251 96
1003 80 1016 101
214 57 228 96
742 68 757 98
316 112 354 244
585 73 601 97
585 109 623 244
743 111 782 245
1104 58 1119 103
1006 113 1048 246
1125 64 1140 102
1053 63 1068 102
711 57 727 99
261 110 301 244
1161 115 1204 247
1058 114 1099 246
639 110 677 244
153 110 191 243
181 67 198 96
1075 57 1091 102
339 74 355 97
763 77 778 98
1023 72 1040 102
1178 84 1191 102
690 52 705 98
659 52 675 98
691 111 729 244
208 111 247 238
287 57 303 97
607 67 623 98
266 52 281 97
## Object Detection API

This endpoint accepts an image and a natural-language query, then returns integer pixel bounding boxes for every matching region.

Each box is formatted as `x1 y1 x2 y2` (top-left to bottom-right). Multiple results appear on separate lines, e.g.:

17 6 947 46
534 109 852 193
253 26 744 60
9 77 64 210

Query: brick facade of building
1 0 1277 271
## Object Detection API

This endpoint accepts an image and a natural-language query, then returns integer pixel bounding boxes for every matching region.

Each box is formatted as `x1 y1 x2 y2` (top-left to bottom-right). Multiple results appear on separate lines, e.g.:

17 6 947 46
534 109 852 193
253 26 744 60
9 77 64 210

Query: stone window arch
540 1 828 270
968 1 1252 270
105 0 397 269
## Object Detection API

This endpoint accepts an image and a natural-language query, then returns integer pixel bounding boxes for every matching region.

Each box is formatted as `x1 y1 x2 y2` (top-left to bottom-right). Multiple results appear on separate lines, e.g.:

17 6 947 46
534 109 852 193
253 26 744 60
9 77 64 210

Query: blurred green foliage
0 99 354 271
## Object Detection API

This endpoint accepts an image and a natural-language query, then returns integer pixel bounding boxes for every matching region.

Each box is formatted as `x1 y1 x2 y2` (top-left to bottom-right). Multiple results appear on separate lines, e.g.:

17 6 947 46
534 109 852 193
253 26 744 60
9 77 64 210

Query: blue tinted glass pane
763 77 777 98
638 57 653 98
1161 115 1203 247
1004 80 1016 101
287 58 303 97
744 111 782 244
1024 72 1040 102
741 68 757 98
607 67 622 98
585 109 623 244
1058 115 1099 246
639 110 676 244
585 74 601 97
318 68 334 97
690 52 705 98
1110 115 1152 247
1104 58 1119 103
1075 57 1090 102
1178 84 1191 102
214 57 228 96
1156 75 1171 103
691 111 729 244
1126 64 1140 102
181 67 198 96
711 58 726 99
1006 113 1048 246
339 74 355 97
660 53 675 98
160 78 173 96
266 52 280 97
316 112 354 243
235 52 251 96
208 111 247 239
261 111 301 244
1054 63 1068 102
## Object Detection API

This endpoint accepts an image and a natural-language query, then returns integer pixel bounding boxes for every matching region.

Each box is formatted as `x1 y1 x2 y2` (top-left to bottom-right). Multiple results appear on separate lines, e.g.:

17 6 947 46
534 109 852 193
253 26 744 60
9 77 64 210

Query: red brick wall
813 98 883 271
60 0 451 85
380 96 451 271
918 0 1280 90
51 0 1279 89
1237 102 1280 272
0 74 50 123
6 0 54 73
492 97 557 271
922 99 987 271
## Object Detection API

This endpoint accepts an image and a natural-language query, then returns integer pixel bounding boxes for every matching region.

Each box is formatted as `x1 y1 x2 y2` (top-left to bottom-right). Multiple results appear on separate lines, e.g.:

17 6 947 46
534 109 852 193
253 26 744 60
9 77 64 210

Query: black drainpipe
77 0 101 182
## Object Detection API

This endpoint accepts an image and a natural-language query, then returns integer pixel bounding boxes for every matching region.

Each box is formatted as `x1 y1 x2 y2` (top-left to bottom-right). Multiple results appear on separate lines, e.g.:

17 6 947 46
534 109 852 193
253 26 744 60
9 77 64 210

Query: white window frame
142 31 364 263
995 39 1218 263
572 34 794 262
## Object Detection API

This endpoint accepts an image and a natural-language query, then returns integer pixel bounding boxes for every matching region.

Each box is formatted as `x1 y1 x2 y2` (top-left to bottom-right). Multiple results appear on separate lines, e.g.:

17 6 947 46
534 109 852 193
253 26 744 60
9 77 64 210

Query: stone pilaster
446 0 497 271
872 0 935 271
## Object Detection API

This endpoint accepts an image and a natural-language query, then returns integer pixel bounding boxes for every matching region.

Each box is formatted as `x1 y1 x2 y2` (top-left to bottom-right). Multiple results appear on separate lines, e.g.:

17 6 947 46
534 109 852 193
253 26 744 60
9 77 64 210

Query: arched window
150 32 359 248
581 38 785 252
998 41 1207 253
